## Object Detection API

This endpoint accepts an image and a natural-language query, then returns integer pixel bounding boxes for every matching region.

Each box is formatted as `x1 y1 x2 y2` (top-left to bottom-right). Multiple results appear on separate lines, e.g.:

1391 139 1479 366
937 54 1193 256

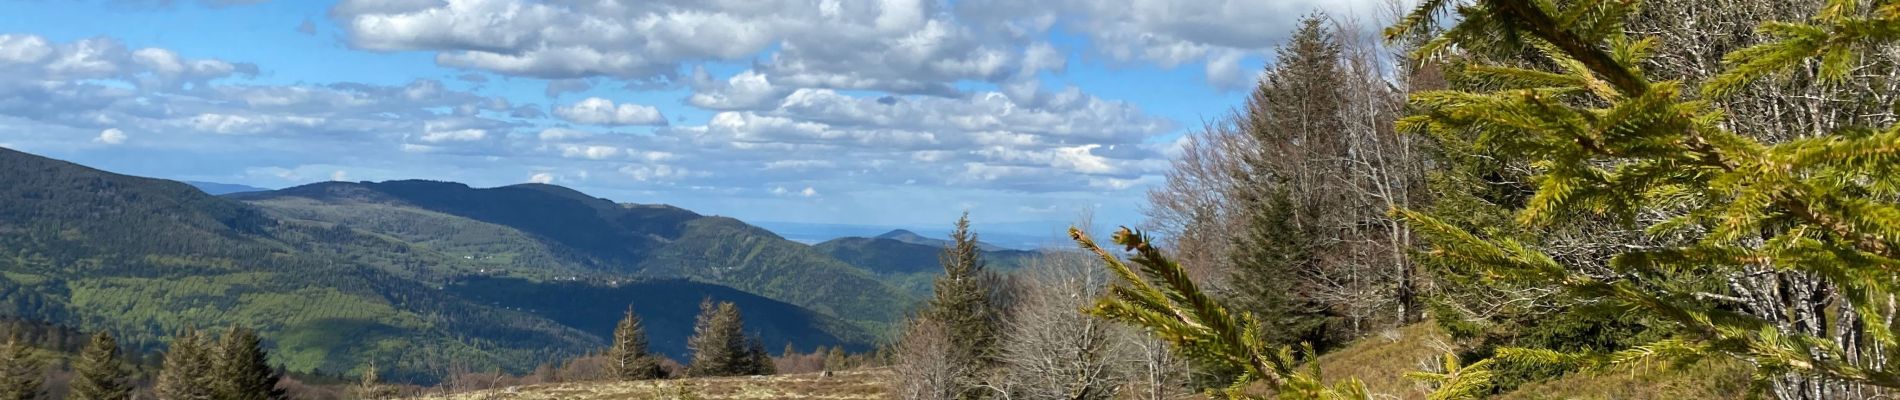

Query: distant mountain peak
874 229 923 240
871 228 1006 252
184 181 273 196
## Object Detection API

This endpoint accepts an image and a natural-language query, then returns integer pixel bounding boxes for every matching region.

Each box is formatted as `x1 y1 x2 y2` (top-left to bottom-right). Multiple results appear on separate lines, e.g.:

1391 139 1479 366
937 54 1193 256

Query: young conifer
0 336 43 400
606 307 664 380
156 328 214 400
69 332 132 400
212 326 286 400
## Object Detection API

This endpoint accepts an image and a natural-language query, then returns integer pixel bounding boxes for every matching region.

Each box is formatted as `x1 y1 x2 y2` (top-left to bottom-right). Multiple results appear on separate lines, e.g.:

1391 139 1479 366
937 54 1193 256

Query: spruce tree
156 328 215 400
0 336 43 400
685 299 751 377
69 332 132 400
605 307 664 380
212 326 286 400
1227 187 1327 347
922 213 1000 367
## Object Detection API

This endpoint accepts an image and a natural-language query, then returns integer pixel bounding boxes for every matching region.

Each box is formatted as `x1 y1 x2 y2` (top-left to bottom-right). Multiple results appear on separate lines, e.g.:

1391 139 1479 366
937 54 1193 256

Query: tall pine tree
1227 187 1328 348
156 328 214 400
69 332 132 400
1224 14 1356 350
605 307 664 380
0 336 43 400
212 326 286 400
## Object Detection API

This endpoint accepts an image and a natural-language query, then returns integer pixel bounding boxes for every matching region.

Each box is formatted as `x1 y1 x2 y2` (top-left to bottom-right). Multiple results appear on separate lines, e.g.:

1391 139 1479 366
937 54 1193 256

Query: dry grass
414 324 1752 400
1496 358 1752 400
1308 323 1752 400
409 369 889 400
1313 323 1454 399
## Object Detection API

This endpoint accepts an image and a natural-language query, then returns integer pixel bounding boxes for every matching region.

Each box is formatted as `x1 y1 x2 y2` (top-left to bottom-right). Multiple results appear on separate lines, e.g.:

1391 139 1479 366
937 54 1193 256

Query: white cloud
554 97 666 126
687 69 790 111
0 35 53 64
186 113 324 135
619 163 694 182
330 170 350 181
331 0 1055 93
529 172 556 183
956 0 1386 86
560 145 621 160
419 128 487 143
94 128 126 144
767 185 819 197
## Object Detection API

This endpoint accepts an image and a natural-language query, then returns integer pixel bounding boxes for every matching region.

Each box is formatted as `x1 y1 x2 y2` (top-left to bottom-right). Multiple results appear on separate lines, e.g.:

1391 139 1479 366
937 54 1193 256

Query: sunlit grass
411 369 890 400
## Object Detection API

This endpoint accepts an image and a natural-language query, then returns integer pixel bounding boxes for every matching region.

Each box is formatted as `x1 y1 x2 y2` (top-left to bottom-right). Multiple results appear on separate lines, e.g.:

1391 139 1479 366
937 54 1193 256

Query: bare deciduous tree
983 251 1126 400
890 319 966 400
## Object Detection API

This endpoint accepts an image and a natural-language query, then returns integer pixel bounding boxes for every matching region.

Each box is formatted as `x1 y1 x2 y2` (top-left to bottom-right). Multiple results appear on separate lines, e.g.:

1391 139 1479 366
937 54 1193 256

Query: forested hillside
233 180 911 329
0 147 886 383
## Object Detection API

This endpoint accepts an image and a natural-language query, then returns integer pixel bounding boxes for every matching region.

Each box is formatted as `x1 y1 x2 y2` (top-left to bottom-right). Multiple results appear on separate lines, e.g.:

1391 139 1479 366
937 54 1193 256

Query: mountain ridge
0 147 889 381
232 179 911 328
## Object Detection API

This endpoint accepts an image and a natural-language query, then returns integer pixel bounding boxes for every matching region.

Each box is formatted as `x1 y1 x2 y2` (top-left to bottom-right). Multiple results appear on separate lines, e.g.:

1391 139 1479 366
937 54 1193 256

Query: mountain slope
0 147 600 381
233 181 911 329
448 277 875 360
0 147 876 382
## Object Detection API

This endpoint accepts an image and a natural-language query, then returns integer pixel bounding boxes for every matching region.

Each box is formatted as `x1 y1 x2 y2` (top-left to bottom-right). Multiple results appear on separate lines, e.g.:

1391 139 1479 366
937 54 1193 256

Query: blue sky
0 0 1383 234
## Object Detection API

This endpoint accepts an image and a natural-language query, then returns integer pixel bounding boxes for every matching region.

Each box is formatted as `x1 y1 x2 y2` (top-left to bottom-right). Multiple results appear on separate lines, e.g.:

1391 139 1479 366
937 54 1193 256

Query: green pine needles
1387 0 1900 393
1071 227 1376 399
1078 0 1900 397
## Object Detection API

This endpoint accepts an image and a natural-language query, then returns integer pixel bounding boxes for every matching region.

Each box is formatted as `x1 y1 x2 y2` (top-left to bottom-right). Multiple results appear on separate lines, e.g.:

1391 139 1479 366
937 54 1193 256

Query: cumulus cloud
419 128 486 143
330 0 1057 93
768 185 819 197
687 69 790 111
955 0 1386 86
619 163 695 182
554 97 666 126
2 20 1197 226
559 144 620 160
0 34 525 159
95 128 126 144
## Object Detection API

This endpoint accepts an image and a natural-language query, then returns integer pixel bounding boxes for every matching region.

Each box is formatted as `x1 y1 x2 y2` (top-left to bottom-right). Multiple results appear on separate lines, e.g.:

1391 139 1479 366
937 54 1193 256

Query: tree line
0 325 285 400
